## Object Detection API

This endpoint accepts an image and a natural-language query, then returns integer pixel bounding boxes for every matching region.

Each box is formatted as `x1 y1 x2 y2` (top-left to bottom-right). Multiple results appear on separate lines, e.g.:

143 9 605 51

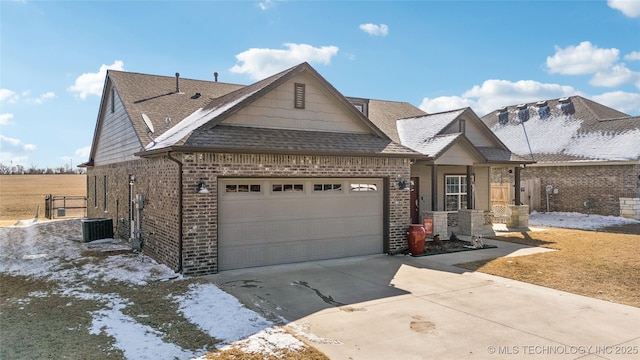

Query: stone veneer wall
620 198 640 220
422 211 448 240
457 209 484 236
491 164 639 216
87 153 413 276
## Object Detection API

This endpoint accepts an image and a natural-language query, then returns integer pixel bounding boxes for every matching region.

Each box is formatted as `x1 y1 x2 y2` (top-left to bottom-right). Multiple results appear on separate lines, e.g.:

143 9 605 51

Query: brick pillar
422 211 448 239
458 209 484 236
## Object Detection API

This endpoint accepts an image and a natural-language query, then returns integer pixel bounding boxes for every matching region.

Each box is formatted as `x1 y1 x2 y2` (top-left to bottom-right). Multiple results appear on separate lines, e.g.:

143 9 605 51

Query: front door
410 177 419 224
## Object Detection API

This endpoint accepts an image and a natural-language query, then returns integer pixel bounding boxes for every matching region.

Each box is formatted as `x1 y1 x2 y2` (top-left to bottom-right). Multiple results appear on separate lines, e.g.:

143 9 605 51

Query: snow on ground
528 211 640 231
0 218 304 359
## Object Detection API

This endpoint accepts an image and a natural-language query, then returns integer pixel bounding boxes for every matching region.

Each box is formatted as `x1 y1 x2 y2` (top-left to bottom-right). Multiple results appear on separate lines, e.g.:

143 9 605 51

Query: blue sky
1 0 639 170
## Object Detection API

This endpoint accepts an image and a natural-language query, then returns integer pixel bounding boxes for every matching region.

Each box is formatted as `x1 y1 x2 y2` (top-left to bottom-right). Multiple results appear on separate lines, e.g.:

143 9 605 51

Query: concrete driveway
207 239 640 359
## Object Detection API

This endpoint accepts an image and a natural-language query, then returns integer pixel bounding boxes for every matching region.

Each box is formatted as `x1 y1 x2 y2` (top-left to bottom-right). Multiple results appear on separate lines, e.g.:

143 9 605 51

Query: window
459 119 466 133
226 184 261 193
103 175 108 211
313 183 343 192
294 83 305 109
350 183 378 192
111 88 115 113
538 104 551 119
272 183 304 192
445 175 467 211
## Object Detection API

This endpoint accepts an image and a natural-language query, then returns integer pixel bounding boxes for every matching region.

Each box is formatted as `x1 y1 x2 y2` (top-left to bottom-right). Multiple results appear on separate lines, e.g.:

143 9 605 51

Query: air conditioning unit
82 218 114 242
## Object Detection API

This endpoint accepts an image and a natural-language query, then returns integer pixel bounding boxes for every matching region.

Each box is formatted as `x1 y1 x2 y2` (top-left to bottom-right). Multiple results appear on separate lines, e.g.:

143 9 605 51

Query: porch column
514 166 521 205
431 164 438 211
466 165 473 209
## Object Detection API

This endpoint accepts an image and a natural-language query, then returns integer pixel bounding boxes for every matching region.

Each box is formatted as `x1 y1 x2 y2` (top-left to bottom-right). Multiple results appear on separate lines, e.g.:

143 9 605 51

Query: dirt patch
457 228 640 308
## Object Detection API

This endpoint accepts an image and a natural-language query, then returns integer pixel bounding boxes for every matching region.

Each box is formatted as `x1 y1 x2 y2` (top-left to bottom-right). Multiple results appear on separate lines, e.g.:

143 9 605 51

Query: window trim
444 175 467 211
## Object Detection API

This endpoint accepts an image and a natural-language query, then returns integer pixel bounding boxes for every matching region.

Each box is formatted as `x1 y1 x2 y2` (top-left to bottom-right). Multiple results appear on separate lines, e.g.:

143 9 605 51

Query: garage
218 178 384 270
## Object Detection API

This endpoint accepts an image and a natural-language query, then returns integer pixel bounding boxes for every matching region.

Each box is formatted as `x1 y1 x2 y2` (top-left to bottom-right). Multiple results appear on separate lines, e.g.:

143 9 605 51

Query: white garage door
218 178 383 270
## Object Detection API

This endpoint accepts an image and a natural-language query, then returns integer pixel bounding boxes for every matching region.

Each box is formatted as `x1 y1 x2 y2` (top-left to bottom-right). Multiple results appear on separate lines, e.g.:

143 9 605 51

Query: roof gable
482 96 639 162
145 62 390 151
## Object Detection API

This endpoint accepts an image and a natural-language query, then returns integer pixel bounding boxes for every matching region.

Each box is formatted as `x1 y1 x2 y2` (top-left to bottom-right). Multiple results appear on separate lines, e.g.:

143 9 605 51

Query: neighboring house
371 107 532 236
82 62 527 275
481 96 640 217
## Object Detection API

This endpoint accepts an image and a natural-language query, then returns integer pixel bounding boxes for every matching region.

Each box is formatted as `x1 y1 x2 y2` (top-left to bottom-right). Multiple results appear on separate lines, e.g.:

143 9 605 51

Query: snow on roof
397 109 464 154
145 92 255 151
490 114 583 156
564 129 640 161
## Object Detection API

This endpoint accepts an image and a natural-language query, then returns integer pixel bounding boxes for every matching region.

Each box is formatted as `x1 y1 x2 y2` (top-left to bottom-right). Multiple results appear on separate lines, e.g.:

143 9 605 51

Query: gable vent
497 107 508 125
517 104 529 122
294 83 305 109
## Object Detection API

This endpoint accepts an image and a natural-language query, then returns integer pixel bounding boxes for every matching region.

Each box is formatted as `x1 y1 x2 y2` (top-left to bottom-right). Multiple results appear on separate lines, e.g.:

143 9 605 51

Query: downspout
167 152 184 273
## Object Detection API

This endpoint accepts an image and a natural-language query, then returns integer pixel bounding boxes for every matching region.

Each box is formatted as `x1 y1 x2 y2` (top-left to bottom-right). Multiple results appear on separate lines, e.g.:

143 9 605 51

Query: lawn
457 227 640 308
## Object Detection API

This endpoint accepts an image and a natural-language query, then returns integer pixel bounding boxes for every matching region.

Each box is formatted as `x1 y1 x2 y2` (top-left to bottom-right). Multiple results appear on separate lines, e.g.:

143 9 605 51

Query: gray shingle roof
108 70 243 144
182 125 423 157
481 96 639 162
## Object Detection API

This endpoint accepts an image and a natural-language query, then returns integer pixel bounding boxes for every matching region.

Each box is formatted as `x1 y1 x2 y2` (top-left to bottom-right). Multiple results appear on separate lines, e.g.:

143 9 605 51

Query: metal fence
44 195 87 219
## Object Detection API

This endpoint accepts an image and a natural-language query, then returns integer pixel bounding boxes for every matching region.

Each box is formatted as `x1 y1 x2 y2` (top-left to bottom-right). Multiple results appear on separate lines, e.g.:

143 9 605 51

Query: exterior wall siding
223 73 370 134
93 88 142 165
490 163 640 216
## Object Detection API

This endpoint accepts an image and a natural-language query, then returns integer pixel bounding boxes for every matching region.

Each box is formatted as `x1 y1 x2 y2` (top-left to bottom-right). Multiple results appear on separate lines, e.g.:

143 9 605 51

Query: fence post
45 195 51 219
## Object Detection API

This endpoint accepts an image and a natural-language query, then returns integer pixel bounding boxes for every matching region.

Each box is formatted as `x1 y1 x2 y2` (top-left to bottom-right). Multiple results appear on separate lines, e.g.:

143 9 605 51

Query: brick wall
88 152 412 276
87 157 181 271
491 163 639 216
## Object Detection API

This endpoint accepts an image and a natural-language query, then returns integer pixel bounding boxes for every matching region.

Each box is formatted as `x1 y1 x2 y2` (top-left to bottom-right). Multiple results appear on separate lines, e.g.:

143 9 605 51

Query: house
82 62 527 275
481 96 640 218
370 107 533 237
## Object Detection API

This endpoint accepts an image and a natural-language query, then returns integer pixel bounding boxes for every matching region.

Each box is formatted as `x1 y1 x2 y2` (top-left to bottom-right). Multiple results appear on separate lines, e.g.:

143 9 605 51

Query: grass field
0 174 87 225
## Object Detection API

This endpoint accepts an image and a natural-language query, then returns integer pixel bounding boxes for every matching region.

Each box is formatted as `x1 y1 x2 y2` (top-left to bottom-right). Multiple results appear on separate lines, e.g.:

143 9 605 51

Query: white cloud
258 0 276 10
462 79 577 115
624 51 640 61
359 23 389 37
592 91 640 115
608 0 640 17
230 43 339 80
68 60 125 99
33 91 56 104
419 96 477 114
420 79 580 116
75 146 91 160
546 41 619 75
590 63 640 88
0 134 36 152
0 113 14 125
0 89 18 103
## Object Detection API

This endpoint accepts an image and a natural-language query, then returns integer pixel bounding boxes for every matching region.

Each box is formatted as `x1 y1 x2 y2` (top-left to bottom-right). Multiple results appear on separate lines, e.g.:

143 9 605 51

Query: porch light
397 177 409 190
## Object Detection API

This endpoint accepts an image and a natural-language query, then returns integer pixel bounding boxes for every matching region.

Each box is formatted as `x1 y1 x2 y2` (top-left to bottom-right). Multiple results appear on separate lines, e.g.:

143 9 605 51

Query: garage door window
272 183 304 193
350 183 378 192
226 184 262 193
314 183 343 192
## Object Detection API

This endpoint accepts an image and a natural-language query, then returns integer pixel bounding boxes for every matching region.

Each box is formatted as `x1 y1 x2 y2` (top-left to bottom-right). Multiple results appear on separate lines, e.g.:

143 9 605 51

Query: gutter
167 152 184 273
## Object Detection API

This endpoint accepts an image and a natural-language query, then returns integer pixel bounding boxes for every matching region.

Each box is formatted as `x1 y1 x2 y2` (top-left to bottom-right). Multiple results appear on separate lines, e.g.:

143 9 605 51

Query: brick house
481 96 640 217
82 62 526 274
